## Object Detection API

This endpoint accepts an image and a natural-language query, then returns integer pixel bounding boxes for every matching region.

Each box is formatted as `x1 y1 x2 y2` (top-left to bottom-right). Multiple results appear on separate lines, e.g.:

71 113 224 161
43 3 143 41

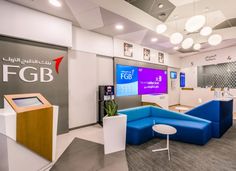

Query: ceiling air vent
125 0 176 22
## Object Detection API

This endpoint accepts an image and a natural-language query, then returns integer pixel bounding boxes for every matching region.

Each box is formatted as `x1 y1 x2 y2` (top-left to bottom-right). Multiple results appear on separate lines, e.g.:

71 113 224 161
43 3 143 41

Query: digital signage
180 72 186 87
116 64 138 96
170 71 177 79
138 67 167 95
116 64 167 96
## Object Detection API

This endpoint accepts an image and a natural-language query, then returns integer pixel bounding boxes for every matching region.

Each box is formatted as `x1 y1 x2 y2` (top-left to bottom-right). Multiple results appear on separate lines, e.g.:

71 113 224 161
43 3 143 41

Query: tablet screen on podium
13 97 43 107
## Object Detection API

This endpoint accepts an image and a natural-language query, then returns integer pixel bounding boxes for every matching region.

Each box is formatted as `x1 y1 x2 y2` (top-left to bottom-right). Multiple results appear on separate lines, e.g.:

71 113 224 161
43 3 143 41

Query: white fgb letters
3 65 54 82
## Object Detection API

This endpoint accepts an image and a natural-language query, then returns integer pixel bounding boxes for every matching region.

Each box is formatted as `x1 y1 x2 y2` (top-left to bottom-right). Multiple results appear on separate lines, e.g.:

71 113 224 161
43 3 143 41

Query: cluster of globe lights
156 15 222 50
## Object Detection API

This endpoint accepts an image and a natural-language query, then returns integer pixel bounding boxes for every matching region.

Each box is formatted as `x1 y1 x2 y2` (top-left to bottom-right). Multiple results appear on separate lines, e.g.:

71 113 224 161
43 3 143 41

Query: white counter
180 87 235 112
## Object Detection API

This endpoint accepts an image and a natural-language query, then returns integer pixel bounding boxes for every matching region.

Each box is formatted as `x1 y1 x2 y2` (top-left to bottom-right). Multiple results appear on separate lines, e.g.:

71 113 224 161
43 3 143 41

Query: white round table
152 124 177 160
175 106 189 113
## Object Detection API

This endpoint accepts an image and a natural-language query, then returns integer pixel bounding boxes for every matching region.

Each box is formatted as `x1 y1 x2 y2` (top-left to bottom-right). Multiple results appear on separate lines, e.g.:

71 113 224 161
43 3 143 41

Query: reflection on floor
51 138 128 171
52 122 236 171
56 124 104 161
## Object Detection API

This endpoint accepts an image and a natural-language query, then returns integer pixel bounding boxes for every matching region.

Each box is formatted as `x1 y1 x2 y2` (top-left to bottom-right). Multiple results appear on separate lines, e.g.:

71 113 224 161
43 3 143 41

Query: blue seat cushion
127 117 212 145
118 106 151 122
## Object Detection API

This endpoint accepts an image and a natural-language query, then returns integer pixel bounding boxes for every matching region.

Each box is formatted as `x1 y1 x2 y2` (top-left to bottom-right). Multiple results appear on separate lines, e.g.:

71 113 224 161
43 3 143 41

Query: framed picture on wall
124 42 133 57
143 48 150 61
158 52 164 63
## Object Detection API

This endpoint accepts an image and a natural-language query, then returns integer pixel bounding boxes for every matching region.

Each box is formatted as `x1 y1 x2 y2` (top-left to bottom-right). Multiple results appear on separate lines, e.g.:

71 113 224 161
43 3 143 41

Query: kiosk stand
0 93 58 161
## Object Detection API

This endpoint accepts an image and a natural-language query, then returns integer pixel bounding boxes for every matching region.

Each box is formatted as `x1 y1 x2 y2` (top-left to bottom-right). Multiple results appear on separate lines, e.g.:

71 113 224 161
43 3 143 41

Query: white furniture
175 106 189 112
103 114 127 155
152 124 177 160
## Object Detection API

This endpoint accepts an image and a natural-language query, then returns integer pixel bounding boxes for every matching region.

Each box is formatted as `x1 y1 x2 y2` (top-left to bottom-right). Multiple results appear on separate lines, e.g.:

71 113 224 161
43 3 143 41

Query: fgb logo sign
120 69 134 80
2 56 63 83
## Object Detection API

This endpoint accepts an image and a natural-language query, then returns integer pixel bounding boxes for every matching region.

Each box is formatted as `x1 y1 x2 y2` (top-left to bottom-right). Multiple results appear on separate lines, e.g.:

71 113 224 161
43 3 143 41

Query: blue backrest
118 106 151 122
151 106 211 123
185 100 220 122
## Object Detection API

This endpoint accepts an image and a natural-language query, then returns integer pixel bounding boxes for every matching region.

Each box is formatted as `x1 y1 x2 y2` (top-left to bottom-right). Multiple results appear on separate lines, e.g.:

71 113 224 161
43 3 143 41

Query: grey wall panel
0 36 68 134
116 96 141 110
198 62 236 88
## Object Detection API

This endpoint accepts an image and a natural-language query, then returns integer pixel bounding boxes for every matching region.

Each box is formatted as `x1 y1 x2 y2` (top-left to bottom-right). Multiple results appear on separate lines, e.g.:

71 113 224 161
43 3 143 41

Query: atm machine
98 85 114 126
0 93 58 161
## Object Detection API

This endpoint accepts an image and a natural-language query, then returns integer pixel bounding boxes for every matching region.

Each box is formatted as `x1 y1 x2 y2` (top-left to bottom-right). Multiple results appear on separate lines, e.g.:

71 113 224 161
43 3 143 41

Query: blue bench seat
119 106 212 145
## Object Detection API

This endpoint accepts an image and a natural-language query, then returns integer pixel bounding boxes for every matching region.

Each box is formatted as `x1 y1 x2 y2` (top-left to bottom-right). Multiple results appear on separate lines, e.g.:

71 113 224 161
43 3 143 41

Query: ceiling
7 0 236 58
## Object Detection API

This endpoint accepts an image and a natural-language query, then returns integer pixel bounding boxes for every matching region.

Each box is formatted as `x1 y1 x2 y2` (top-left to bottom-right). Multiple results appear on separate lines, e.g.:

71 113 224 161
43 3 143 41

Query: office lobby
0 0 236 171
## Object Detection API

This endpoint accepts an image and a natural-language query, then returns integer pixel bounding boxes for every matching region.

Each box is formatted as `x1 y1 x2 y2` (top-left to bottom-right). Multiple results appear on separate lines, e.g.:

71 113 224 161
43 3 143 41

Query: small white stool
152 124 177 160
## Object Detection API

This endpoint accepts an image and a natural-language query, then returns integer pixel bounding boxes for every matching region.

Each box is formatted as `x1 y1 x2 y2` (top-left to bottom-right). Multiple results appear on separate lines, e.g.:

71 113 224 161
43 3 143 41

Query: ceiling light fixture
151 38 158 42
115 24 124 30
173 46 180 50
181 38 194 49
170 32 183 45
200 26 212 36
156 24 167 34
49 0 62 7
158 3 164 9
193 43 201 50
208 34 222 46
185 15 206 32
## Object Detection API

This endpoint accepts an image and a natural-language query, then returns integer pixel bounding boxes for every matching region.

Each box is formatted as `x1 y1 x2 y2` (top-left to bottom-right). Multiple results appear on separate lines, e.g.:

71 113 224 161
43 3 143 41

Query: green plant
104 100 118 117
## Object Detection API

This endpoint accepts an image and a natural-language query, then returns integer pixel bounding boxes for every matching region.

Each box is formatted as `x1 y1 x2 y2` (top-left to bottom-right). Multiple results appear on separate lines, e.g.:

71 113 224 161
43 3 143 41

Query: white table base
152 134 171 160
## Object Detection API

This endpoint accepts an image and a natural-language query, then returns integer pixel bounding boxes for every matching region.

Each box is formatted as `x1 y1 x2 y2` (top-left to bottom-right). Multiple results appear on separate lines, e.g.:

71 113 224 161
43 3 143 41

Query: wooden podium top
4 93 52 113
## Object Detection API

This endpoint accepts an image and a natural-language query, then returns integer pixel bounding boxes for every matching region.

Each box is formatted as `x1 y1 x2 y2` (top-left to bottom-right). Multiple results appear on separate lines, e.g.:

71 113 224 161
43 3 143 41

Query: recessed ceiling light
158 3 164 8
156 24 167 34
151 38 158 42
173 46 180 50
200 26 212 36
115 24 124 30
193 43 201 50
185 15 206 32
208 34 222 46
181 38 194 49
170 32 183 45
49 0 62 7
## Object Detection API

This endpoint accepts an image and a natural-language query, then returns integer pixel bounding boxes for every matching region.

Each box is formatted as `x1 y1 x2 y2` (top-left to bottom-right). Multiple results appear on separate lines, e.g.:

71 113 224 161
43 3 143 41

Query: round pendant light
170 32 183 45
200 26 212 36
208 34 222 46
156 24 167 34
181 38 194 49
185 15 206 32
193 43 201 50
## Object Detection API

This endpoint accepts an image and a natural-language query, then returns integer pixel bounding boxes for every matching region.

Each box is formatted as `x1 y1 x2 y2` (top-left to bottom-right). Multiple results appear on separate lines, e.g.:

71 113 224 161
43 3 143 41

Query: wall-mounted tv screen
180 72 186 87
13 97 43 107
170 71 177 79
116 64 167 96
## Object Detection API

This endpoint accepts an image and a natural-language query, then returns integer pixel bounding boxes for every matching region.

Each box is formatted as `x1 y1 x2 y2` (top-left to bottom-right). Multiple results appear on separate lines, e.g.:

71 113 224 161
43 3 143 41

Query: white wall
0 0 72 47
180 46 236 111
72 27 113 56
68 51 114 129
68 50 97 128
168 67 180 106
181 45 236 68
113 38 181 68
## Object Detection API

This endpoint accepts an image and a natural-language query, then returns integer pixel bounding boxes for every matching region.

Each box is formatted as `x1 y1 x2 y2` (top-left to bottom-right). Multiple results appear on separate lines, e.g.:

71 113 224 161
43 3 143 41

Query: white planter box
103 114 127 155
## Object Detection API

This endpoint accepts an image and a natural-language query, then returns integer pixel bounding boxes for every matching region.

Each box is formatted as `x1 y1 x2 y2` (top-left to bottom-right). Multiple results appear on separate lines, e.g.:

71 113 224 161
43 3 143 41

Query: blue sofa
185 99 233 138
118 106 212 145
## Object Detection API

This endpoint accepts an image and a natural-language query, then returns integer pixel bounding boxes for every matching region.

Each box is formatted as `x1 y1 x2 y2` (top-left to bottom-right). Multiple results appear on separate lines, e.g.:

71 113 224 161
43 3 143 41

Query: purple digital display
138 67 167 95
